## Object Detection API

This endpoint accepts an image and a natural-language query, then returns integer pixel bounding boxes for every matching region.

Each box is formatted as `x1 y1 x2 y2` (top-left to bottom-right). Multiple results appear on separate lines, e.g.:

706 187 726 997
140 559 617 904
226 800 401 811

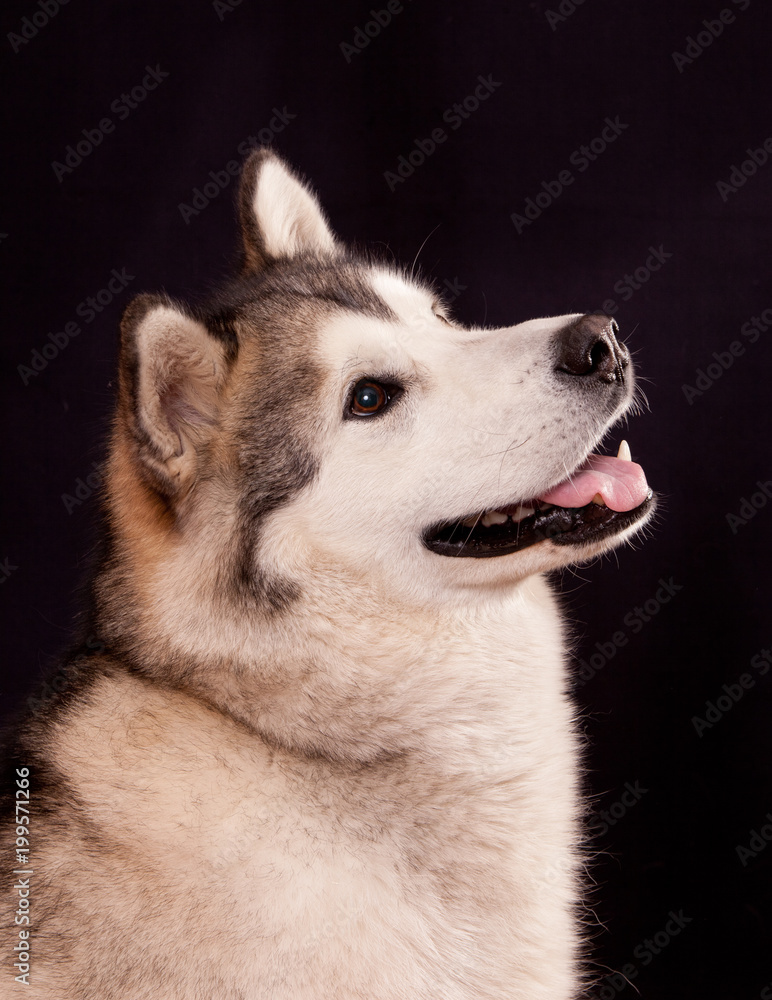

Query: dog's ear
237 148 337 272
117 293 232 495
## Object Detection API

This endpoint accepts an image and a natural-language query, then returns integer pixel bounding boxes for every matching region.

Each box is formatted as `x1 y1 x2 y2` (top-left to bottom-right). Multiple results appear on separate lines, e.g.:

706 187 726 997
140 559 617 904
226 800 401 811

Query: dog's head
95 149 656 753
106 149 653 629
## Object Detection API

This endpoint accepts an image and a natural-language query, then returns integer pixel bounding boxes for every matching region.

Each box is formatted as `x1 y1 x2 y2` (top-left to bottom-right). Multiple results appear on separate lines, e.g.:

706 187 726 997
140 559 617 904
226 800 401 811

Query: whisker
497 435 532 489
411 225 442 279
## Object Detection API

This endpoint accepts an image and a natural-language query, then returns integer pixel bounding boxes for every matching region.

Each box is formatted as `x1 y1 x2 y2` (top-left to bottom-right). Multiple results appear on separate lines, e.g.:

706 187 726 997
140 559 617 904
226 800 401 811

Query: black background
1 0 771 996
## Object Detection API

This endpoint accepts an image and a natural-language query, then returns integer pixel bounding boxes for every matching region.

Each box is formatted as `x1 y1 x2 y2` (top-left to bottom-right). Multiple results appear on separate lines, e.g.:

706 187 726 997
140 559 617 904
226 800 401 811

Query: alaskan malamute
1 149 654 998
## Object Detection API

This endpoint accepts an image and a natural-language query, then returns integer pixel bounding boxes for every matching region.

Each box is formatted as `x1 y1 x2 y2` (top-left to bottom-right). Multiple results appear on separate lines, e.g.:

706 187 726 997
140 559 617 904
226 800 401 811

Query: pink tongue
539 454 649 512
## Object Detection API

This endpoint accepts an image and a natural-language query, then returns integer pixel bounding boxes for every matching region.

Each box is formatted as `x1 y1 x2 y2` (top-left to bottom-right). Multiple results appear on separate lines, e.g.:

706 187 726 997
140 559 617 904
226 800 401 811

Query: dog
1 148 654 998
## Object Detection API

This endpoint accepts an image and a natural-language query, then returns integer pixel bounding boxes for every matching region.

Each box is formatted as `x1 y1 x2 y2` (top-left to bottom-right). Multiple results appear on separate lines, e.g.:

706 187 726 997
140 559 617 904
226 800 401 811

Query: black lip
424 492 656 558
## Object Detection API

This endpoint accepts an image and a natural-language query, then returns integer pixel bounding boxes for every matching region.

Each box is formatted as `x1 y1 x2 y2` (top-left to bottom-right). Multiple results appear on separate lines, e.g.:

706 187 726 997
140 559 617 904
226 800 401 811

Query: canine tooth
461 516 479 528
616 440 632 462
481 510 509 527
591 493 605 505
511 505 535 522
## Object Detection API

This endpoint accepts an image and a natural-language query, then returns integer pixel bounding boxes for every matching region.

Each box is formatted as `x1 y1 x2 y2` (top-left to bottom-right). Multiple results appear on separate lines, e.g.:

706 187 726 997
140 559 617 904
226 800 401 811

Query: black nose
554 314 629 384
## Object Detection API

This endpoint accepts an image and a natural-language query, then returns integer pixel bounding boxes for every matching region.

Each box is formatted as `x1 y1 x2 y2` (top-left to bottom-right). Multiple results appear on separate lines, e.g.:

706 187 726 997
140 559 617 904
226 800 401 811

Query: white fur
253 157 336 258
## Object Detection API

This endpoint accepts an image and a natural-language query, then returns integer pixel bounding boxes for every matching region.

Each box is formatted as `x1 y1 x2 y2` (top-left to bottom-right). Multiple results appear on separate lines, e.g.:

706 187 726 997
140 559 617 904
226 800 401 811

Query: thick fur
0 149 653 999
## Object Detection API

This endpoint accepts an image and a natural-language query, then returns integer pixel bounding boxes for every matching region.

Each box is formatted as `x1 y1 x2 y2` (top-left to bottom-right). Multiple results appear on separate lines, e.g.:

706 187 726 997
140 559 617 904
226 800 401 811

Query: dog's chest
51 691 555 997
46 594 577 998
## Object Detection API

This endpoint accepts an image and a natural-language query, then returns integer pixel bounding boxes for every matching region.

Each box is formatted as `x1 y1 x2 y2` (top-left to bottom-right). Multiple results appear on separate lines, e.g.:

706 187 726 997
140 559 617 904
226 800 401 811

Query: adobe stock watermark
212 0 244 20
542 0 589 31
17 267 135 385
178 111 297 224
725 478 772 534
0 558 18 585
7 0 69 54
691 645 771 736
587 910 693 1000
736 810 772 868
588 780 648 838
593 244 673 317
339 0 412 62
383 75 502 191
682 305 771 404
575 577 684 688
26 636 105 718
9 766 33 985
716 137 772 203
671 0 751 73
510 116 629 235
440 276 467 304
61 462 102 515
51 66 170 182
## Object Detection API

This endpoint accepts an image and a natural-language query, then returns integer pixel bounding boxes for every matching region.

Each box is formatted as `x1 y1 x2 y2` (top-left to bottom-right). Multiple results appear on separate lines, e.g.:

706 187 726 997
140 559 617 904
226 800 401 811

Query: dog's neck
94 525 568 769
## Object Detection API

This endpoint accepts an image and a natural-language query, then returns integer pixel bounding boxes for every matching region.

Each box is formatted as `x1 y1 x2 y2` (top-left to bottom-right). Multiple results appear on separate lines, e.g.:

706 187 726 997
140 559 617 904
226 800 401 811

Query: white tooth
591 493 605 505
617 440 632 462
511 505 535 522
481 510 509 527
461 516 479 528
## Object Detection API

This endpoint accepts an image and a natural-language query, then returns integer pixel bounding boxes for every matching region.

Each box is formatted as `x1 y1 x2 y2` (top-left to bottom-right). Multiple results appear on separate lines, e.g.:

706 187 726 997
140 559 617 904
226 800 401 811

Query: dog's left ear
117 294 232 497
237 148 337 273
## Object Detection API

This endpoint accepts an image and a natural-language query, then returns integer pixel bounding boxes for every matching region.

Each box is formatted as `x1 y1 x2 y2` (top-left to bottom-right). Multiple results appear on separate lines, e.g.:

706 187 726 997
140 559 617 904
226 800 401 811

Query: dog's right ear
117 293 232 497
237 148 337 273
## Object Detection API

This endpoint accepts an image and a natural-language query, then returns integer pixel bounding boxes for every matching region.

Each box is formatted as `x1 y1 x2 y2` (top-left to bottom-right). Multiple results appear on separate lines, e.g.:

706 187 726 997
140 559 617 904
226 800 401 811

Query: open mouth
424 441 655 558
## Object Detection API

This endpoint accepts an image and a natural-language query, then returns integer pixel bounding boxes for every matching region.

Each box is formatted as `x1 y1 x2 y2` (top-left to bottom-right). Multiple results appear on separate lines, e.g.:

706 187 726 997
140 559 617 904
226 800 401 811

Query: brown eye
350 380 388 416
